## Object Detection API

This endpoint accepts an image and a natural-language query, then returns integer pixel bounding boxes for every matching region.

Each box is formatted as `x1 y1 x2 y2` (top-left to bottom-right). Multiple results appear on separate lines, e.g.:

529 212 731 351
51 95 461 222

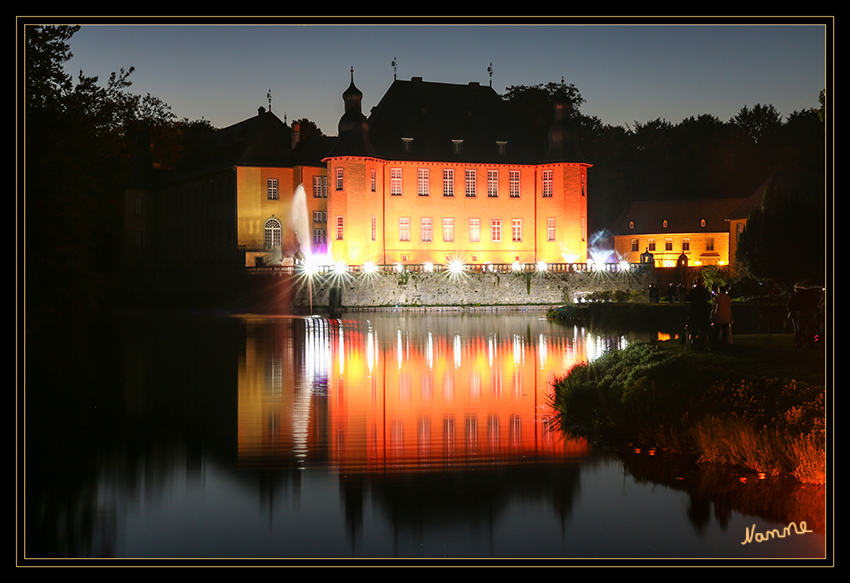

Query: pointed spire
329 68 376 158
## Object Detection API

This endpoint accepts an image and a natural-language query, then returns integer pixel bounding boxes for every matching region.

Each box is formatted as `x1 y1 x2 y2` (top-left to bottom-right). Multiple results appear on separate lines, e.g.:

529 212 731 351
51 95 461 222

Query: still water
24 310 826 564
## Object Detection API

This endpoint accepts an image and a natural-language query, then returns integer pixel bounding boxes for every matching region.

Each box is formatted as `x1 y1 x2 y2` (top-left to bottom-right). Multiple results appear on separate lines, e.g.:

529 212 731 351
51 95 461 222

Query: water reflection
24 311 827 562
236 313 620 474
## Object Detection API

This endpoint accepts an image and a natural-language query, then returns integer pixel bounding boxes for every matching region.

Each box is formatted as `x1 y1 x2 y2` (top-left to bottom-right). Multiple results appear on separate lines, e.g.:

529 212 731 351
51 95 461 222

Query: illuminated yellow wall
236 164 328 262
615 231 732 267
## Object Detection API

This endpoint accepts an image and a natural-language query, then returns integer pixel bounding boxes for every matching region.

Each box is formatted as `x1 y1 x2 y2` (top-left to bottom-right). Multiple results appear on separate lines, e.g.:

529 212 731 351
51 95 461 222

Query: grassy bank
550 334 827 484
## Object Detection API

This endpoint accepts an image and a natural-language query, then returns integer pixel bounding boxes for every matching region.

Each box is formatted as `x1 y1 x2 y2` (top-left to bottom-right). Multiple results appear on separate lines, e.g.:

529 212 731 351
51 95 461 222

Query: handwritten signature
742 521 813 545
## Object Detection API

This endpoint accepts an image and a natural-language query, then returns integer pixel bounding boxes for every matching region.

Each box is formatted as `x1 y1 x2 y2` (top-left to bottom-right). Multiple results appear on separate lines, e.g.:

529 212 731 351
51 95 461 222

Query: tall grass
551 341 826 484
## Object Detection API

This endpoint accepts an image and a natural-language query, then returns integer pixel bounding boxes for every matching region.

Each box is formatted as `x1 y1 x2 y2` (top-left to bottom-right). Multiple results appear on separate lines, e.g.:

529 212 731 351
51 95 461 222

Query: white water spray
290 184 311 261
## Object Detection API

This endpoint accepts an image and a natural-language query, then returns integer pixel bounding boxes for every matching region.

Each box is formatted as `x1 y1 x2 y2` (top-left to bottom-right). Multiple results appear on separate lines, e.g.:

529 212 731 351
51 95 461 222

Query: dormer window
452 139 463 154
402 137 413 152
497 141 507 155
700 218 706 228
629 221 635 230
663 220 668 228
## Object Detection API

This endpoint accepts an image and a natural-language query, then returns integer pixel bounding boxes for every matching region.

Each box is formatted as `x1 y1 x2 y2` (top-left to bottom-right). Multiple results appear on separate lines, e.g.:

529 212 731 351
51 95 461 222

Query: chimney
291 121 301 149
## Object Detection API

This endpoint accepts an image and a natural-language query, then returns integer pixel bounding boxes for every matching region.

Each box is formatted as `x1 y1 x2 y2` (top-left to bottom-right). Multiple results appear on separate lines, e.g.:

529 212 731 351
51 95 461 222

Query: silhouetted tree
24 25 207 331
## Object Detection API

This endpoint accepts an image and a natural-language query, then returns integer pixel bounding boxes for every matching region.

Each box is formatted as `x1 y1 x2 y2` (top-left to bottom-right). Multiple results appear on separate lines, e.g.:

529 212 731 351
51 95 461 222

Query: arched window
663 220 668 228
264 217 282 249
700 218 706 228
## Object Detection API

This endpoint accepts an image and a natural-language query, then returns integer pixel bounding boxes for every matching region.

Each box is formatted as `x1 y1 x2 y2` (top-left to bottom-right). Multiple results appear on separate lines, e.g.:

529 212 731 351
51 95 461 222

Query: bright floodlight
537 261 548 272
448 259 465 275
363 261 379 274
424 262 434 272
619 260 631 271
333 261 347 276
511 261 521 272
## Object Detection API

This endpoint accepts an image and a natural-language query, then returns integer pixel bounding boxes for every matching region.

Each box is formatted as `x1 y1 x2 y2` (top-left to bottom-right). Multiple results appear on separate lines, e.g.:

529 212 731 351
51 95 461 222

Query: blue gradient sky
62 20 829 135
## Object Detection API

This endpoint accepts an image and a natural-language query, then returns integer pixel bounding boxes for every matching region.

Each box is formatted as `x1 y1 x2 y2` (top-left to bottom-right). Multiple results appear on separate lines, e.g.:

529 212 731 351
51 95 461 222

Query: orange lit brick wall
327 156 590 267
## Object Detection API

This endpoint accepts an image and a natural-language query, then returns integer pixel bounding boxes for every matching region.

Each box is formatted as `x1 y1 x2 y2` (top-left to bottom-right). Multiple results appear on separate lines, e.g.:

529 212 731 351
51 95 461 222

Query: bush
550 341 826 483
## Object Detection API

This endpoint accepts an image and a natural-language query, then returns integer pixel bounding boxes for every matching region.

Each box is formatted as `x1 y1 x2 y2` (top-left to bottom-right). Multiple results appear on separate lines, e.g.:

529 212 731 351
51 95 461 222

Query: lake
22 310 827 565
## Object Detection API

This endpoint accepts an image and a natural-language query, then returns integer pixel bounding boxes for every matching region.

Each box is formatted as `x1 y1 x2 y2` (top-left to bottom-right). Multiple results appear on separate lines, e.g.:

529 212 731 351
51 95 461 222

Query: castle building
123 72 590 304
611 173 774 269
323 73 591 268
612 197 749 268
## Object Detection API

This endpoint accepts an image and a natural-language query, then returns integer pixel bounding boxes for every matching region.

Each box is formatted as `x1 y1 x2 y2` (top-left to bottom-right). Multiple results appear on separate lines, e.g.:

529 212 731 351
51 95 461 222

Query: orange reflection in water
238 314 596 473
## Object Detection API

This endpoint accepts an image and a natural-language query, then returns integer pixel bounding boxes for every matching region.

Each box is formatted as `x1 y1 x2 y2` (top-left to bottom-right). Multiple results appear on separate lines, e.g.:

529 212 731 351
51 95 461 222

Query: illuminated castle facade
323 74 590 268
123 73 590 304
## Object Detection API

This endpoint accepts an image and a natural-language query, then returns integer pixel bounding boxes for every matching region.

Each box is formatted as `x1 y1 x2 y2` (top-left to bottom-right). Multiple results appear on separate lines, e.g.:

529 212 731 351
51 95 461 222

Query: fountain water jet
290 184 314 313
290 184 311 262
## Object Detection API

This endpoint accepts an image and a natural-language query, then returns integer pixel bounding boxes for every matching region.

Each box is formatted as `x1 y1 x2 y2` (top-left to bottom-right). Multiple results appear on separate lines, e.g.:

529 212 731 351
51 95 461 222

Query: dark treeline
501 82 828 288
22 26 828 332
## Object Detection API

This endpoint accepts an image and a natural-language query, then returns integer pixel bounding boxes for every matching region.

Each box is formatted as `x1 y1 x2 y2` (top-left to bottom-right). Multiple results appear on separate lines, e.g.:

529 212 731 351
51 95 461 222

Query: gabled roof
168 108 293 181
727 171 774 221
614 198 749 235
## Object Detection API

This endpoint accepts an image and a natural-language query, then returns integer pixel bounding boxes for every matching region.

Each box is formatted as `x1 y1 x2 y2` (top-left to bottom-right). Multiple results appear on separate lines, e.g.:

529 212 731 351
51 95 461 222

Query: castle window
465 170 477 197
402 137 413 152
391 168 402 196
418 169 430 196
665 238 673 251
443 169 454 197
682 238 690 252
511 219 522 242
469 218 480 242
542 170 553 198
497 141 507 155
264 218 282 249
629 221 635 229
548 218 556 242
399 217 410 241
510 171 520 198
371 169 376 192
663 220 668 228
706 237 715 251
267 178 278 200
648 239 656 251
421 217 433 242
701 218 706 228
443 218 454 242
452 139 463 154
491 219 502 243
335 216 344 240
335 168 344 191
487 170 498 197
313 176 327 198
371 216 377 241
631 238 639 252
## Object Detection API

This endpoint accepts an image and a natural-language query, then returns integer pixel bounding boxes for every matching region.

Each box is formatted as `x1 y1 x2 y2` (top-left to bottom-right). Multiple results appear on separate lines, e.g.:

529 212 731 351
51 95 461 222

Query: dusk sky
61 19 829 135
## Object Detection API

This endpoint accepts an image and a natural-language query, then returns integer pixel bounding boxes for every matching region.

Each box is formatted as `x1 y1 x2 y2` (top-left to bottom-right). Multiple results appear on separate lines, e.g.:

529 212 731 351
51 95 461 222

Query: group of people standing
684 279 733 350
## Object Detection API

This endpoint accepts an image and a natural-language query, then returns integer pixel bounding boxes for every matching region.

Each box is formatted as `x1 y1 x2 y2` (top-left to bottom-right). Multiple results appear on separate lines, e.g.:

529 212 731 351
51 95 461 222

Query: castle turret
328 68 376 158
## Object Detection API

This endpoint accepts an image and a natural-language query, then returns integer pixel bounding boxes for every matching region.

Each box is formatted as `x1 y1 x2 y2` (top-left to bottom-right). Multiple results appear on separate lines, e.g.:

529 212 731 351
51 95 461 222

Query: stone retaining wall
292 268 655 309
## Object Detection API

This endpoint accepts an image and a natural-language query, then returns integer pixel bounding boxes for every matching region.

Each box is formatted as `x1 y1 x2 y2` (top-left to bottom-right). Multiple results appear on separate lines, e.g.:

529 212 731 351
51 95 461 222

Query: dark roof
727 171 773 220
614 198 748 235
363 77 558 164
168 108 294 181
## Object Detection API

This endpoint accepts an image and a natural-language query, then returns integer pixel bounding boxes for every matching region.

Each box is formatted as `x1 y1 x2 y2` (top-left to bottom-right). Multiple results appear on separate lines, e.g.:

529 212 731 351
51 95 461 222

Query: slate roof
362 77 580 165
613 197 749 235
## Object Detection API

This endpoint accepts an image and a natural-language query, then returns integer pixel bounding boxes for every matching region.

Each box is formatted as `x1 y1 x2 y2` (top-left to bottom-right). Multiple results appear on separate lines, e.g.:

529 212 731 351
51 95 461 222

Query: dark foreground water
22 310 828 565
